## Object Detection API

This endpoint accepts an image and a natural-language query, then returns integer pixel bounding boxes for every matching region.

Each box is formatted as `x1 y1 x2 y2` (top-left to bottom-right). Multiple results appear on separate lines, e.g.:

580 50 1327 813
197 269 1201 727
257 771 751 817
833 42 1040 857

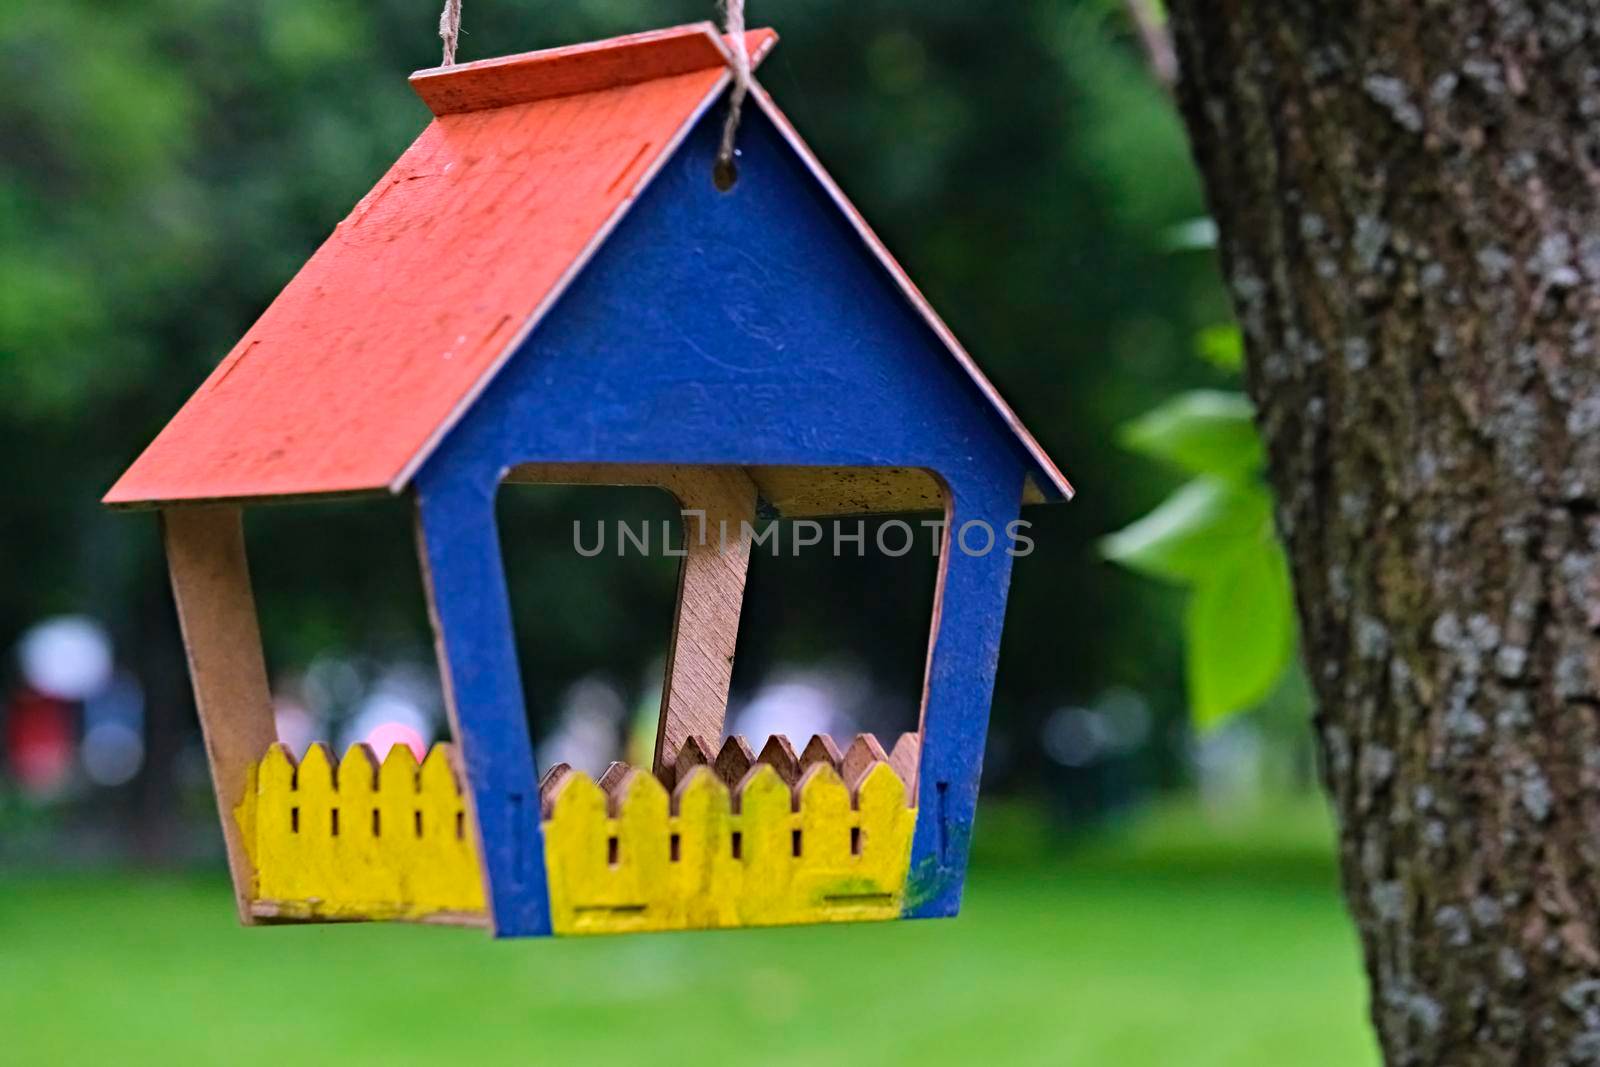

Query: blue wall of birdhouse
414 94 1041 935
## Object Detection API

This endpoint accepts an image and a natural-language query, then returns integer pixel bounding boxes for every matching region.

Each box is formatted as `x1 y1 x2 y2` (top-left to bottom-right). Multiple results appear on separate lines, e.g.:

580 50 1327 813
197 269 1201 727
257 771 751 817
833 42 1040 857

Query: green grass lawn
0 800 1376 1066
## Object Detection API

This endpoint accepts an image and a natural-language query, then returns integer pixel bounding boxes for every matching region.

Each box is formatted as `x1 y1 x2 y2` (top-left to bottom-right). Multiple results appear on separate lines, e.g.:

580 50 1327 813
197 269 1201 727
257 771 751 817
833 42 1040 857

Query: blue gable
419 98 1041 499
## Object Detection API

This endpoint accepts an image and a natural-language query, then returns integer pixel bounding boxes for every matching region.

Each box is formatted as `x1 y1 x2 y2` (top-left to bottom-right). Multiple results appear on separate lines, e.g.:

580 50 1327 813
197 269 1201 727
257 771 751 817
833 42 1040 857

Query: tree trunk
1164 5 1600 1064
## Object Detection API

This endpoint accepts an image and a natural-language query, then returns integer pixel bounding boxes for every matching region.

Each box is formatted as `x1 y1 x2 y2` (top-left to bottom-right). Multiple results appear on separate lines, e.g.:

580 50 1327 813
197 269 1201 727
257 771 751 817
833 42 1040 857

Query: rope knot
439 0 463 66
714 0 750 189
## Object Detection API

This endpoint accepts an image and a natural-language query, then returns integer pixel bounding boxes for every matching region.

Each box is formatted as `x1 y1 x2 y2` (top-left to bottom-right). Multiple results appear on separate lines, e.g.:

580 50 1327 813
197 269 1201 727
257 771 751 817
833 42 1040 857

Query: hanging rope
439 0 463 66
435 1 745 177
714 0 750 187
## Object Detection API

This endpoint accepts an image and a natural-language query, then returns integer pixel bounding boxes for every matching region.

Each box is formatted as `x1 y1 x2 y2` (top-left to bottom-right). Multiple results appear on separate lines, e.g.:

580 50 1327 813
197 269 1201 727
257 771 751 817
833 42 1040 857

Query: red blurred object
5 688 75 795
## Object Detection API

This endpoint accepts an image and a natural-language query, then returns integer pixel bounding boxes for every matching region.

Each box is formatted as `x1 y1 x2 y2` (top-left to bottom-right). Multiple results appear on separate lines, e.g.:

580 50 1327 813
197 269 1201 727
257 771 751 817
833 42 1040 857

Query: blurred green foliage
0 1 1235 808
1102 327 1297 728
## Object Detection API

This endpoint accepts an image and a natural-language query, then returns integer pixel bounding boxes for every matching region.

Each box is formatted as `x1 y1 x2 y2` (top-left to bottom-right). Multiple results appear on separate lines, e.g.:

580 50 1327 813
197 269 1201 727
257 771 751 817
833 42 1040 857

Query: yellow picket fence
235 741 916 934
544 761 916 934
236 743 486 924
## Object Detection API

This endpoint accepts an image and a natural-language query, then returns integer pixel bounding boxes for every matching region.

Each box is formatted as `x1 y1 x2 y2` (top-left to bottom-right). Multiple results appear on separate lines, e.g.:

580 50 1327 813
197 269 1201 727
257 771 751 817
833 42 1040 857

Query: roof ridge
410 22 776 116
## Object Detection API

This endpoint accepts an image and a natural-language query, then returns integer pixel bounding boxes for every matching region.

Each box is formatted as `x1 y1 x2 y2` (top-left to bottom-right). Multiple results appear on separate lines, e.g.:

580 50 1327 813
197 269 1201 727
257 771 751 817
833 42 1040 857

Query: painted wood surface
414 475 550 936
103 27 770 507
162 506 277 922
239 743 486 924
745 83 1072 505
237 733 913 934
543 758 915 935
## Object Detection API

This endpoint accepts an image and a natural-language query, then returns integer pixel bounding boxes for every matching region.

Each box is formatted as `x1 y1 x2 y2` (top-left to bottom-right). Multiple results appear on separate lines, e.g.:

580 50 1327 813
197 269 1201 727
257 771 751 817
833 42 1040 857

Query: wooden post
161 505 276 922
413 473 552 937
653 467 758 776
904 473 1024 920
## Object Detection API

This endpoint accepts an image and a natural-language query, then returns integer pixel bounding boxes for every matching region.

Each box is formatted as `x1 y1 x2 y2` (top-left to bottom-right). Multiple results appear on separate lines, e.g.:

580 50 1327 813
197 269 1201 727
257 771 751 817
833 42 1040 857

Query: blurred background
0 1 1373 1063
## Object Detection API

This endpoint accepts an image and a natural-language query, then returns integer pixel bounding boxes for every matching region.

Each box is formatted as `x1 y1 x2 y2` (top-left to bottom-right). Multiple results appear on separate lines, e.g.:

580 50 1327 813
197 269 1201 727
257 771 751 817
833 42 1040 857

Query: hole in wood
670 832 681 862
456 810 465 840
330 808 340 836
851 826 862 855
607 835 620 867
791 828 803 857
713 156 738 191
290 806 299 834
823 892 894 905
575 903 648 915
414 810 424 838
731 830 743 860
372 809 381 837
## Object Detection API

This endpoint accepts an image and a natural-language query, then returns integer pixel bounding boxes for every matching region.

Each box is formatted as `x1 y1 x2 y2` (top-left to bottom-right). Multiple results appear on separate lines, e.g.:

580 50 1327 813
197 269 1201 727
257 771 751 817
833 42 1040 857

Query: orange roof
106 23 1072 507
106 25 775 507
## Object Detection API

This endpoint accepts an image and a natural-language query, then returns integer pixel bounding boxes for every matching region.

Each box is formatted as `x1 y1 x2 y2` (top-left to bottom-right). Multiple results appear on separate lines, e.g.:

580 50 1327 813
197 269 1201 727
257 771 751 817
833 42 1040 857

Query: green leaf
1119 390 1263 476
1196 324 1243 371
1100 476 1273 584
1184 537 1296 730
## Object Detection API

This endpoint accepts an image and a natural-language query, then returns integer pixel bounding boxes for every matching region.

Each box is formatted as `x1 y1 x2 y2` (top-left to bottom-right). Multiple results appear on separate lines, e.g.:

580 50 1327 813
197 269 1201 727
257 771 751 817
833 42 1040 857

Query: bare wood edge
505 463 757 779
841 733 891 792
655 468 758 776
409 24 778 118
800 733 843 772
508 462 951 518
715 735 757 790
757 734 801 786
539 762 573 819
410 23 729 116
162 506 277 924
544 737 917 817
745 465 944 517
104 484 392 513
110 463 988 518
659 734 715 791
889 733 921 805
912 485 957 803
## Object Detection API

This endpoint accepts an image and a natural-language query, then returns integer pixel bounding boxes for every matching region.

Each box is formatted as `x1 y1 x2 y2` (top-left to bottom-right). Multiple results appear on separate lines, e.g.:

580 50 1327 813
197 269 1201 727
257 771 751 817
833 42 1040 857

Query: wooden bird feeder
104 23 1072 937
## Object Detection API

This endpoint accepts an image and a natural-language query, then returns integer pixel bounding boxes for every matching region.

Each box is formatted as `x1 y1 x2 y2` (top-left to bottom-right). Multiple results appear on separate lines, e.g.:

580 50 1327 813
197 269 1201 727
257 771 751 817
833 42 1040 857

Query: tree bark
1164 4 1600 1064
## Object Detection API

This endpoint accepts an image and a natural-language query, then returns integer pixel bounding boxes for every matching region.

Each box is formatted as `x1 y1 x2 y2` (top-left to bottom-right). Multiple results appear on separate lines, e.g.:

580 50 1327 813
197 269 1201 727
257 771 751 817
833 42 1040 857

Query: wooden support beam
654 467 758 775
905 474 1024 919
161 505 277 922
